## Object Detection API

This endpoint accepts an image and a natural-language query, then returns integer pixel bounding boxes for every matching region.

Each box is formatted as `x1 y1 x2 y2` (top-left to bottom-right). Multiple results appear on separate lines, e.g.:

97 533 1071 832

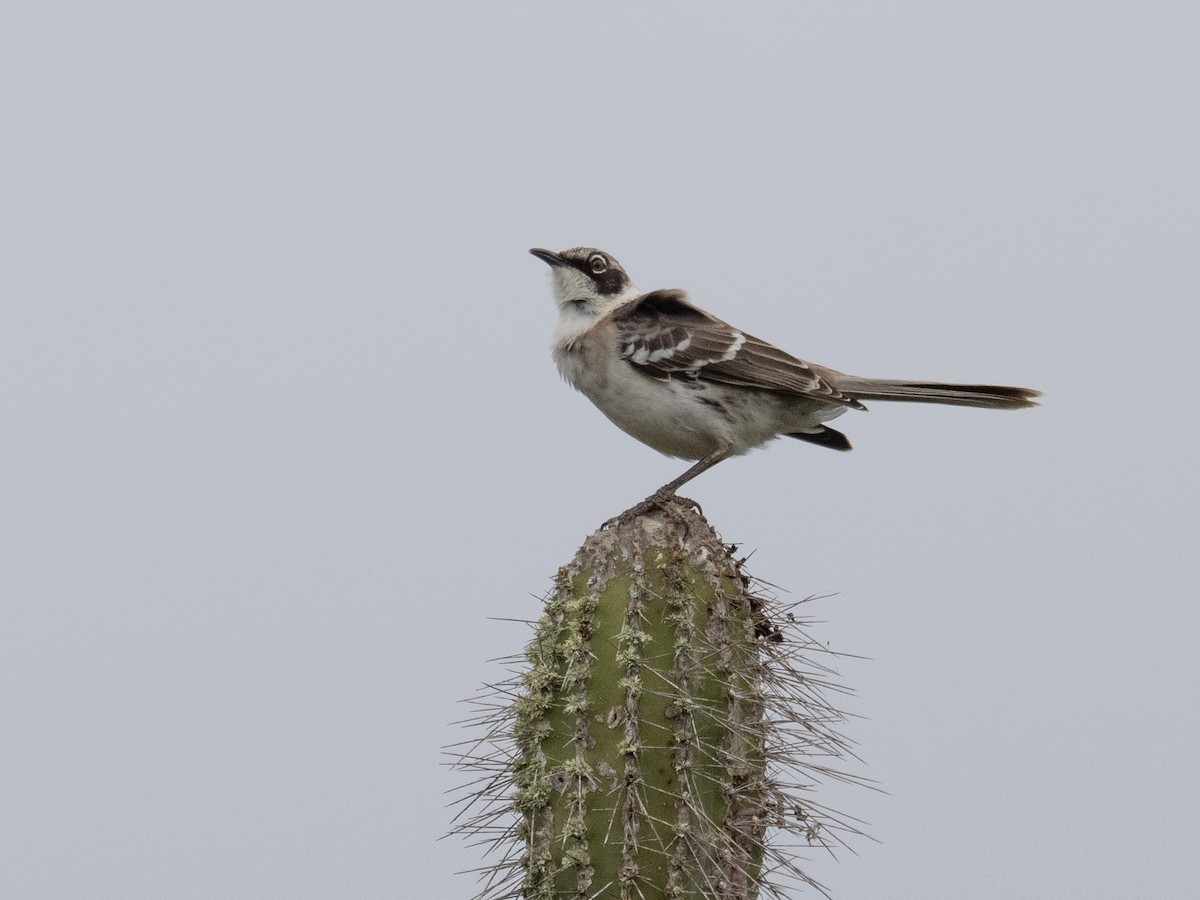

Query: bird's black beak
530 248 567 267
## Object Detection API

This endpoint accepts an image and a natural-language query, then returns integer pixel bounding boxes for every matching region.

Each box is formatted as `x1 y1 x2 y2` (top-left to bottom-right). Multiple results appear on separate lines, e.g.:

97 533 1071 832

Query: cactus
450 498 863 899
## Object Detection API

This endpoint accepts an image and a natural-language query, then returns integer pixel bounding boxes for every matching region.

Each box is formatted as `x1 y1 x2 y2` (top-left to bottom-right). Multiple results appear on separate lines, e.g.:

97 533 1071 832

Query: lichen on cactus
449 498 864 899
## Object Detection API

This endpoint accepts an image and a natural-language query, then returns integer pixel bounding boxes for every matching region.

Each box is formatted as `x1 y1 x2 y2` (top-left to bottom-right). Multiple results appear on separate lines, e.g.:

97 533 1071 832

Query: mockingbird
532 246 1039 504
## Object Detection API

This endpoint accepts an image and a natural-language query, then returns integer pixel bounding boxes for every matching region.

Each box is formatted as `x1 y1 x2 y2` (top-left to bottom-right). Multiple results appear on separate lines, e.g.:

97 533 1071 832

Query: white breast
554 332 733 460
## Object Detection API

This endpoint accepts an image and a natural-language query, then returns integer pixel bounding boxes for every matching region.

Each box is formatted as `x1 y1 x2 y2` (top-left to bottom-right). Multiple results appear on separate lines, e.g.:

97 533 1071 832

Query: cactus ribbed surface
450 498 862 900
517 508 766 900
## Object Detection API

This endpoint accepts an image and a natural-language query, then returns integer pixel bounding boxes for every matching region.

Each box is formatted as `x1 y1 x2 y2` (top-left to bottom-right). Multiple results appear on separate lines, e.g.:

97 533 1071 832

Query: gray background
3 3 1197 898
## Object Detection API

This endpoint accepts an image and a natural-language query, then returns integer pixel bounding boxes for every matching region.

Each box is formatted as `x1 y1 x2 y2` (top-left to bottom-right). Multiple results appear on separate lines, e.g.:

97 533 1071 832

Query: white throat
548 268 640 349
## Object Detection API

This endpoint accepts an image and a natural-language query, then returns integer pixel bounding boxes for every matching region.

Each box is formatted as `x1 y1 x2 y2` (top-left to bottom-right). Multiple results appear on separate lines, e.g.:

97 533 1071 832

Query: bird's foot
603 491 703 529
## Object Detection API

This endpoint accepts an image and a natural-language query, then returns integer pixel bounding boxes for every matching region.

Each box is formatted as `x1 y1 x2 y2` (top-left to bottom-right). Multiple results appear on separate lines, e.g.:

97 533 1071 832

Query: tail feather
840 378 1041 410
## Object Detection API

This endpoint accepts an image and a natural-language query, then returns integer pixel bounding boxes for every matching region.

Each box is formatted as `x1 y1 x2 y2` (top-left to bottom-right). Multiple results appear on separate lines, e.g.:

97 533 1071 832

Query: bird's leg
607 449 731 526
652 449 732 498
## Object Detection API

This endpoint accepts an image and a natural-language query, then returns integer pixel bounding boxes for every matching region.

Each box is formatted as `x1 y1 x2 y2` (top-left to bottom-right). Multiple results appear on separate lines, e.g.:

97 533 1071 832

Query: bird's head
530 247 639 314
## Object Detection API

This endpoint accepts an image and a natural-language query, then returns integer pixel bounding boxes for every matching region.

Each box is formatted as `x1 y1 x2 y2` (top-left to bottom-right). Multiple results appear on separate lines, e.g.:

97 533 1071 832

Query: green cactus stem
450 498 864 899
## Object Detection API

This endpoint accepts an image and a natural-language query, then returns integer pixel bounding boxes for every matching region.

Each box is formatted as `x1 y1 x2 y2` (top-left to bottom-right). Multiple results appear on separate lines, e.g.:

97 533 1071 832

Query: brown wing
609 289 864 408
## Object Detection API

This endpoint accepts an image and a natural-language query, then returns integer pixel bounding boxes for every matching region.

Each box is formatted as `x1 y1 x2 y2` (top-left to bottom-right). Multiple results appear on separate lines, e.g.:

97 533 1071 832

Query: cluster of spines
447 508 868 900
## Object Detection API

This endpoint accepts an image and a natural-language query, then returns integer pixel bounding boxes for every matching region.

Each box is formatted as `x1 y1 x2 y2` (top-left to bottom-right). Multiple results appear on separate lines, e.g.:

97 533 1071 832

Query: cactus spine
451 499 861 899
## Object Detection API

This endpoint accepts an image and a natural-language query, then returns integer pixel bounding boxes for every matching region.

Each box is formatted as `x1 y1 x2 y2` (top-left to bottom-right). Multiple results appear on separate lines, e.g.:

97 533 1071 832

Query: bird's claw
604 492 669 528
603 491 703 529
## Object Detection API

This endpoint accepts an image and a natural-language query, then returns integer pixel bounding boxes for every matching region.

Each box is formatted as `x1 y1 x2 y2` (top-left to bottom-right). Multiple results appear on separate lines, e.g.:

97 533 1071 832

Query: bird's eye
588 254 608 274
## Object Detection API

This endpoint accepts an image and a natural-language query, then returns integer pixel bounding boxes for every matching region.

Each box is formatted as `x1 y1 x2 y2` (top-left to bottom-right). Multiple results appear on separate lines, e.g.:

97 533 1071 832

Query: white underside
555 339 847 460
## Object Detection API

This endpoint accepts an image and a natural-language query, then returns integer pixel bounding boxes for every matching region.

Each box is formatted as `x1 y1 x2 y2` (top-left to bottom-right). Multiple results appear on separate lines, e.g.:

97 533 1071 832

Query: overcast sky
3 3 1198 898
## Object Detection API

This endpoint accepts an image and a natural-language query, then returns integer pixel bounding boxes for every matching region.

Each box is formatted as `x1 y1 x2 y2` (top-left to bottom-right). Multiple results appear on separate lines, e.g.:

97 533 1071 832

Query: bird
531 246 1040 508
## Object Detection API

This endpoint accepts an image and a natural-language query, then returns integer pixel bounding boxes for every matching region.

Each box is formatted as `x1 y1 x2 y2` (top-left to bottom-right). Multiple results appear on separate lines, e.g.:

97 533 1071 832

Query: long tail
839 377 1041 409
